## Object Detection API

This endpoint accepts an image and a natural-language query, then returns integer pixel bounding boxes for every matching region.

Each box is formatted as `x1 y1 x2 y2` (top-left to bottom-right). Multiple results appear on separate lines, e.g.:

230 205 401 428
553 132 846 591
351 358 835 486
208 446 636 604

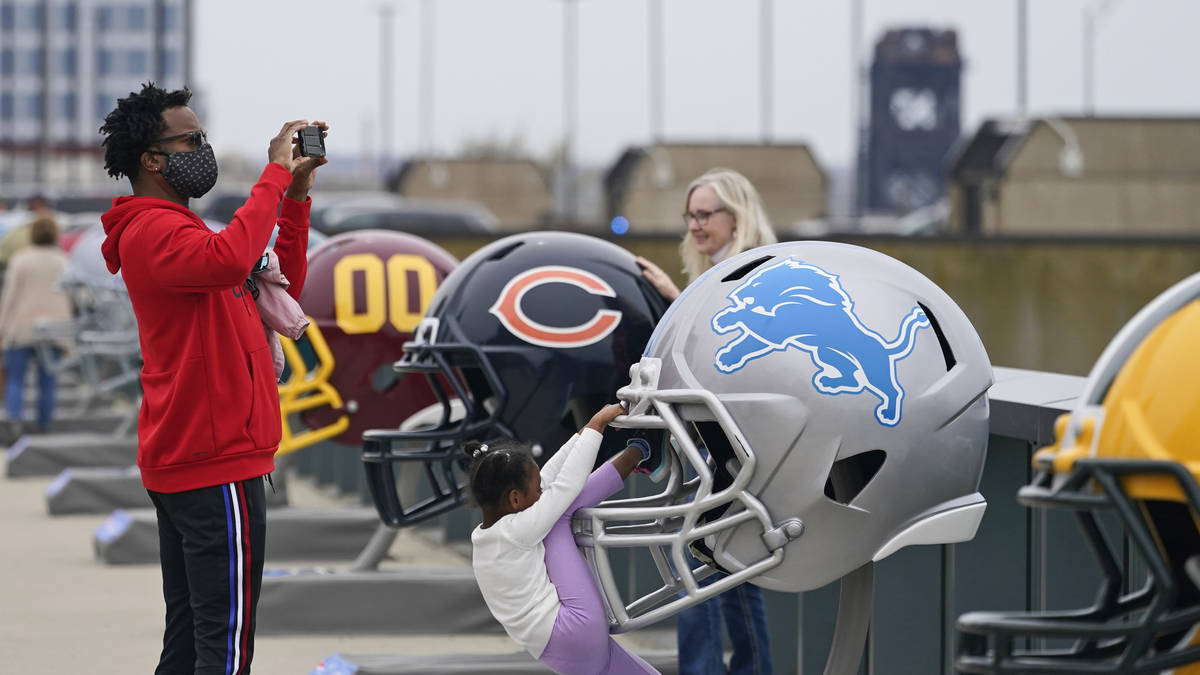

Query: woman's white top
709 242 733 264
470 428 603 657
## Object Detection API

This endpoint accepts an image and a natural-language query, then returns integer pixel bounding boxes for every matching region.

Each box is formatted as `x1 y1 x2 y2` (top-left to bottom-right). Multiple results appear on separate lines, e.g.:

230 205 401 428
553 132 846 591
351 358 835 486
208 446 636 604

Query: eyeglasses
681 207 728 227
149 129 208 151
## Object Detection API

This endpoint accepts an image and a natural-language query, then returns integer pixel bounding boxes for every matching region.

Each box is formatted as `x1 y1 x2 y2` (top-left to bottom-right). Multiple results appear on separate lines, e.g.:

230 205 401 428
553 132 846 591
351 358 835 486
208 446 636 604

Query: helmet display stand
255 400 501 635
824 562 874 675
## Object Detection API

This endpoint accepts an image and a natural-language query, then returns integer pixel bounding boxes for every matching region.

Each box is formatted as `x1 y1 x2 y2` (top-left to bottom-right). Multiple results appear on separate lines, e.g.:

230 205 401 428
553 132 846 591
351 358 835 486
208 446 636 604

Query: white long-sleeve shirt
471 427 604 657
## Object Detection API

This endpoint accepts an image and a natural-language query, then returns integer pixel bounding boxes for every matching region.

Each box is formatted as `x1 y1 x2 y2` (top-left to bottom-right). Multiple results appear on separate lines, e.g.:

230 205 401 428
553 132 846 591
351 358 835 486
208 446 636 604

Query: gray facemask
160 144 219 198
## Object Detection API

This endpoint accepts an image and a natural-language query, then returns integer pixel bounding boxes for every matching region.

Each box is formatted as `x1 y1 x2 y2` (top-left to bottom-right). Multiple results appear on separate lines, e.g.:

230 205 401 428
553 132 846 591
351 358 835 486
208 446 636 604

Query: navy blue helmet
363 231 668 527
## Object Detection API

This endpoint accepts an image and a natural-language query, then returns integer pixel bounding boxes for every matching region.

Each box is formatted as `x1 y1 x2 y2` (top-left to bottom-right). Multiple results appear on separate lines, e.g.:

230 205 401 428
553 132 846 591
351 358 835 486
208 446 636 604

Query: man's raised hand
269 120 310 172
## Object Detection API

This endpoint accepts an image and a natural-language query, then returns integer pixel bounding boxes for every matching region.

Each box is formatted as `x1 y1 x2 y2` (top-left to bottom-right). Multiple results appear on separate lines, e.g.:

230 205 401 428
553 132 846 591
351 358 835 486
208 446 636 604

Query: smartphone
297 125 326 158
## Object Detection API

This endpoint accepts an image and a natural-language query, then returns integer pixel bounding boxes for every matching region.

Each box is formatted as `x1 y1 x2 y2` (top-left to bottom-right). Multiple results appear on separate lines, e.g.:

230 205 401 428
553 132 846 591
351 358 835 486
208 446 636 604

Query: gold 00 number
332 253 437 334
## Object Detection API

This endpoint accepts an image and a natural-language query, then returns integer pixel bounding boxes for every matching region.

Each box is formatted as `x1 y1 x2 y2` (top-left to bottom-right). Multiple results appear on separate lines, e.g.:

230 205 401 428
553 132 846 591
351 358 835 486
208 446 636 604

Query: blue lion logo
711 258 929 426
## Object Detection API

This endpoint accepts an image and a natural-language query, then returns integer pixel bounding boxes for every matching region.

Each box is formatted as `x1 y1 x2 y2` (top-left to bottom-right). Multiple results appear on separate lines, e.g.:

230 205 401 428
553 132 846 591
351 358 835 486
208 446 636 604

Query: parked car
58 212 108 252
307 190 408 232
0 190 120 216
202 190 412 234
204 220 329 252
51 195 120 214
315 201 498 237
197 192 251 225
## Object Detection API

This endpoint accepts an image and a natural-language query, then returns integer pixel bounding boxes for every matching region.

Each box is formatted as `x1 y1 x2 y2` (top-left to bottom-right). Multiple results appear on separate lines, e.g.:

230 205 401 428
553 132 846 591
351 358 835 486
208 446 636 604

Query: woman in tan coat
0 217 72 436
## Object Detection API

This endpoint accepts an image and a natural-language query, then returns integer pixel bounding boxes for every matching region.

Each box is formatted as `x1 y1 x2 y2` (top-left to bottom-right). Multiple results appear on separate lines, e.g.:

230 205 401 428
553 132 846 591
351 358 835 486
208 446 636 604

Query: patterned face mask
158 144 219 198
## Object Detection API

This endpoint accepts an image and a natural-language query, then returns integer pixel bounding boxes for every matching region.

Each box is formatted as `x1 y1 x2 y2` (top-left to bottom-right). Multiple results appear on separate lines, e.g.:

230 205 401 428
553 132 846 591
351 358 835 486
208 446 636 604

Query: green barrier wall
428 233 1200 376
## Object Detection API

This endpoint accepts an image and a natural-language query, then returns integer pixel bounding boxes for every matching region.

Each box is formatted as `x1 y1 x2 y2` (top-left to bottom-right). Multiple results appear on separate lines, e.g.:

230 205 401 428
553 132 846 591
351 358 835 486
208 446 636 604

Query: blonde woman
635 168 778 675
636 167 778 302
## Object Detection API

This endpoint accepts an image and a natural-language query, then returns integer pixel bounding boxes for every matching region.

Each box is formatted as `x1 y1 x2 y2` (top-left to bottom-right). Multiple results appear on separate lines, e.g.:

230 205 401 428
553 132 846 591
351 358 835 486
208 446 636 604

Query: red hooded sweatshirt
101 163 309 493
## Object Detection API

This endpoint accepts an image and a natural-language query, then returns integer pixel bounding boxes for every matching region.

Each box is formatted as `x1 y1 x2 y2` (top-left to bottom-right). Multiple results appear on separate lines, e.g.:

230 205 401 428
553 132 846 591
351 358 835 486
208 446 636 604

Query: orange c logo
489 266 622 348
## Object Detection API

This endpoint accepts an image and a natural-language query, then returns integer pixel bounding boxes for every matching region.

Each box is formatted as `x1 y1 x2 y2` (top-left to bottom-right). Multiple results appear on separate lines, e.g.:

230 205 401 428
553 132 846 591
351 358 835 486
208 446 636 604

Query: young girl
466 402 660 675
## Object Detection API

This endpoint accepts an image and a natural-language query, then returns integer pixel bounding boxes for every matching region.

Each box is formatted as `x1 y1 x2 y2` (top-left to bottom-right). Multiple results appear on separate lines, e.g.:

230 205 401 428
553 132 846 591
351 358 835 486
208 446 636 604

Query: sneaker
630 437 668 483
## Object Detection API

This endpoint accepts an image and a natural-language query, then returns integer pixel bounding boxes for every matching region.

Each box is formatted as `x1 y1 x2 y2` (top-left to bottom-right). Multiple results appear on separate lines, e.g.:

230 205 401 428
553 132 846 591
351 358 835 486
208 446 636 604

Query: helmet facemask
958 458 1200 673
363 316 510 527
573 357 795 632
957 277 1200 674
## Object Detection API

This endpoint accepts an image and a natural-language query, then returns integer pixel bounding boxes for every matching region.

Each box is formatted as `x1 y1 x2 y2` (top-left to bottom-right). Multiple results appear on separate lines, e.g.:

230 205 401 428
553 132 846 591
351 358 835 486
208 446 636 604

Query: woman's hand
585 403 626 433
635 256 681 302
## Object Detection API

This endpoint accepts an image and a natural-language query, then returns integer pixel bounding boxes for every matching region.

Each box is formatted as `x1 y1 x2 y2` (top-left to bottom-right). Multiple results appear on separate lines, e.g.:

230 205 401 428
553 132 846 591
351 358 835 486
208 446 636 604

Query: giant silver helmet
576 241 994 631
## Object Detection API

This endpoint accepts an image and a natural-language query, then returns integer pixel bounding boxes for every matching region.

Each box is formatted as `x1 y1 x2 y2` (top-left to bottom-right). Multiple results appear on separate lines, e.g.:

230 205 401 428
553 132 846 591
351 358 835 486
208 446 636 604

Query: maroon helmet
295 229 458 444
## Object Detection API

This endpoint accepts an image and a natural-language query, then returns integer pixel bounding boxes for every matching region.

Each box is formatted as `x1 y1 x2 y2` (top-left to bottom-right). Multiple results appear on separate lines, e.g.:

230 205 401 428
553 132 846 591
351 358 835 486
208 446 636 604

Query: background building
605 142 827 235
0 0 191 194
949 116 1200 236
391 157 553 232
863 27 961 215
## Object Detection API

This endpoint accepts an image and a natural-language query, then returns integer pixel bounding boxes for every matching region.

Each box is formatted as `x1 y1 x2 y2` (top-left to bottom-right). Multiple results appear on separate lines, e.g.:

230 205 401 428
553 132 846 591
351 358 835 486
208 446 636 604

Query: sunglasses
149 129 208 151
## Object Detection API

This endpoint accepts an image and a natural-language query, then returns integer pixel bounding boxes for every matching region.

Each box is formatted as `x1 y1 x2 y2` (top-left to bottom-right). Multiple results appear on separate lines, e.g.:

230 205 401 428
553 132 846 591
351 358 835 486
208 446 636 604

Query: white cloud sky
193 0 1200 172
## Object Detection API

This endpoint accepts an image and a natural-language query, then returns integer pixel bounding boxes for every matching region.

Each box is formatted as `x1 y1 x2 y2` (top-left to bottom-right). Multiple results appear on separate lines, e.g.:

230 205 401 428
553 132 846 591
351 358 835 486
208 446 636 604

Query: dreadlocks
99 82 192 181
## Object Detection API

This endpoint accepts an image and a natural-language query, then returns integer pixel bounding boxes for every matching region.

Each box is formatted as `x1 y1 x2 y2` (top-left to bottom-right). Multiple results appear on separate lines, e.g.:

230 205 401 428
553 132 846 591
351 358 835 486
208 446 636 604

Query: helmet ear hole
917 302 956 370
824 450 886 506
721 254 774 283
485 240 524 262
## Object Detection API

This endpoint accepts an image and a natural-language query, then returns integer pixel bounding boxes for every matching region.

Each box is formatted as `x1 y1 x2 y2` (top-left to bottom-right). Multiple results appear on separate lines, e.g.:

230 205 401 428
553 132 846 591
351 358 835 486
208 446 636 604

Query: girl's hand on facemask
586 403 626 434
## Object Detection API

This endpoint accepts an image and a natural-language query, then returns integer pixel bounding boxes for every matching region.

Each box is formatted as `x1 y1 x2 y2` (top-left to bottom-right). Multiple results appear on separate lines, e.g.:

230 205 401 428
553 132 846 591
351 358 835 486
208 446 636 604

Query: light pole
648 0 663 143
36 0 50 185
562 0 580 225
1083 0 1121 116
1016 0 1027 114
759 0 773 144
851 0 866 216
419 0 434 154
379 3 395 179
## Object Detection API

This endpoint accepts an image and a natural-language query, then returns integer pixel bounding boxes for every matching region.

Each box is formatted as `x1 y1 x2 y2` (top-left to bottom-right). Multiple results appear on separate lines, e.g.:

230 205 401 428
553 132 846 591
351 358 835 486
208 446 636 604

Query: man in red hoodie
99 83 327 675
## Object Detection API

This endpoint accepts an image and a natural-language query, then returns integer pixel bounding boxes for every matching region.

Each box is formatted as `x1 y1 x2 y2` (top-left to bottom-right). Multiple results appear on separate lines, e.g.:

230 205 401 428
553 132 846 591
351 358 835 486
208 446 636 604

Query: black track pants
148 476 267 675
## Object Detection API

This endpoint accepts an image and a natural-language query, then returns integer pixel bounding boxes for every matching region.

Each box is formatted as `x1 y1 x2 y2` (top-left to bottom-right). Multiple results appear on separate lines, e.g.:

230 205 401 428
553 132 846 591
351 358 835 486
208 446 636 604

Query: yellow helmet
1036 295 1200 504
276 322 350 456
958 272 1200 674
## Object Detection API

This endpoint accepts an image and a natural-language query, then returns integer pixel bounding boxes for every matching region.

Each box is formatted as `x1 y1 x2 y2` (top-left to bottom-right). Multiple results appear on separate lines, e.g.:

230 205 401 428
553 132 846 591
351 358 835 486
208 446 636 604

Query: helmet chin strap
822 562 874 675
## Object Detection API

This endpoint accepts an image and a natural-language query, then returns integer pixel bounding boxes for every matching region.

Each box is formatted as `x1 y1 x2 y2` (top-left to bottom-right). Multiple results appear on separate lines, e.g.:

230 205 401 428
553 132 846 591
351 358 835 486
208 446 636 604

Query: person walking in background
636 167 777 675
0 216 72 442
0 195 58 268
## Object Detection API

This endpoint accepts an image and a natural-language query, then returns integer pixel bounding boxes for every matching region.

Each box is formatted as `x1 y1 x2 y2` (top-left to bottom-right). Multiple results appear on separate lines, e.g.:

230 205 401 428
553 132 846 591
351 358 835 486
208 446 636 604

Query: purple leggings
538 463 660 675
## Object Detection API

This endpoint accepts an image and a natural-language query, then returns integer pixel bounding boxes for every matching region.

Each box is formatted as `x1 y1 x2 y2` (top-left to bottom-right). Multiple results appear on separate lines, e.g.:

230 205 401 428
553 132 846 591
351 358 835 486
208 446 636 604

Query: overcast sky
193 0 1200 172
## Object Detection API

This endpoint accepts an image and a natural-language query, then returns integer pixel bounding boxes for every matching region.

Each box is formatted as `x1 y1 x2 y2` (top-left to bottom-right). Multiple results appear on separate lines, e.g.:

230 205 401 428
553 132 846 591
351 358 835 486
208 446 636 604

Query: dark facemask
159 144 219 198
